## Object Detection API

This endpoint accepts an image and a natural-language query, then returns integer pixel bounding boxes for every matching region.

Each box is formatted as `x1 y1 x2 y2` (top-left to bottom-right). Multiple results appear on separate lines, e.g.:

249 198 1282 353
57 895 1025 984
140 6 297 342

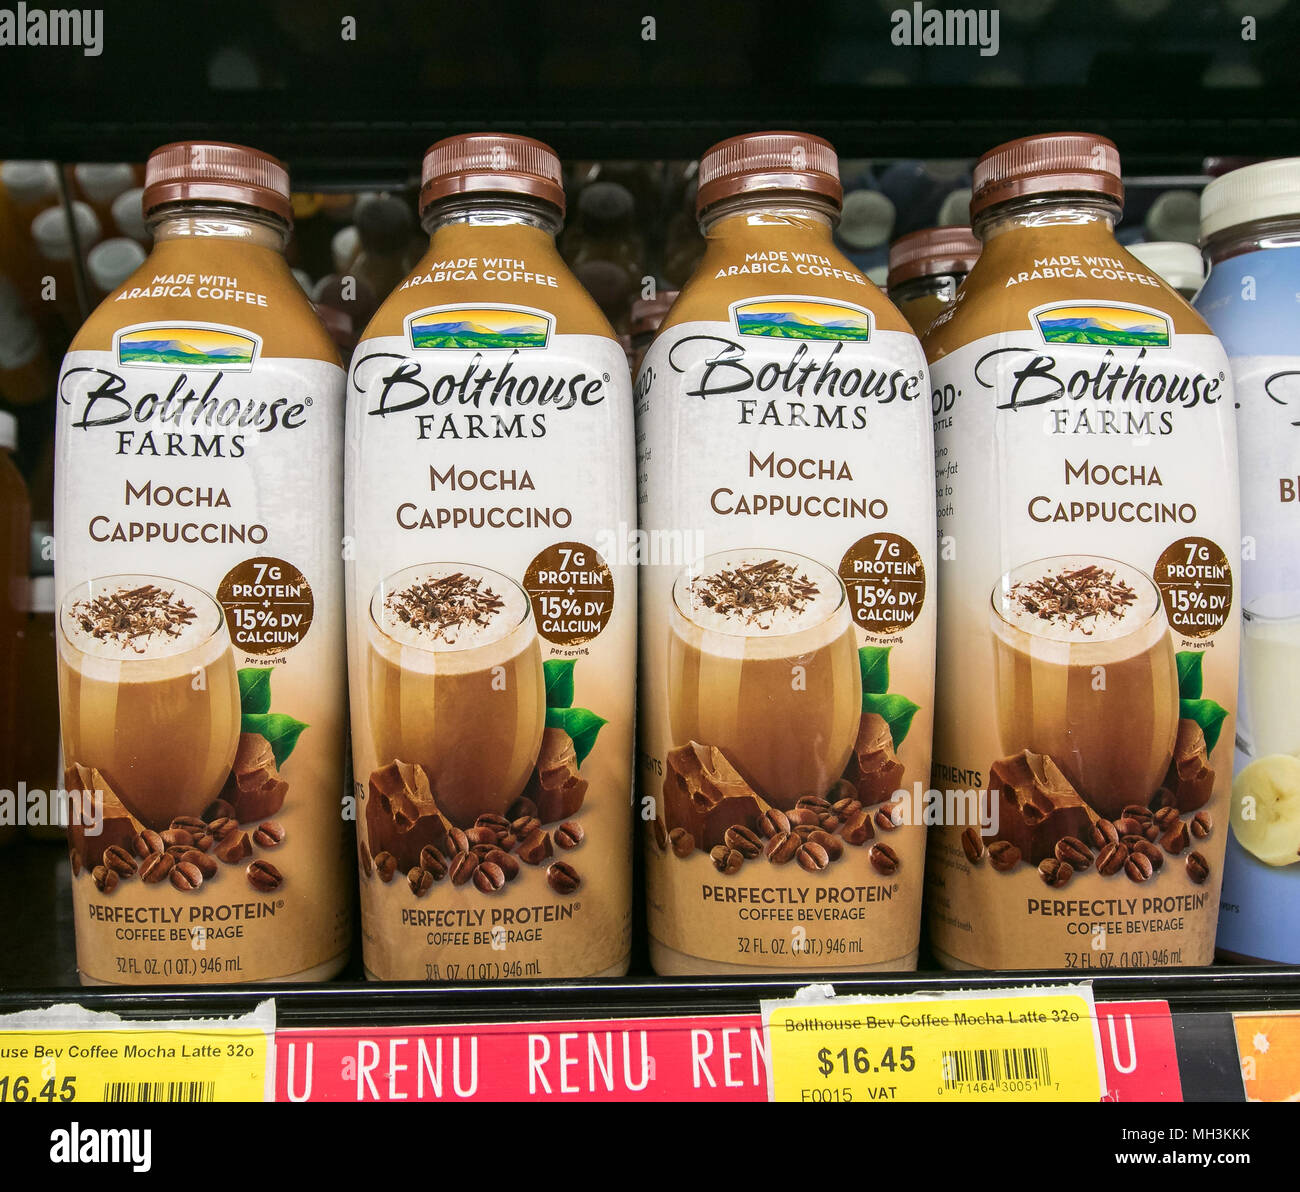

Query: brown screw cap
887 226 982 288
142 141 292 224
420 133 565 218
696 131 842 217
970 132 1123 219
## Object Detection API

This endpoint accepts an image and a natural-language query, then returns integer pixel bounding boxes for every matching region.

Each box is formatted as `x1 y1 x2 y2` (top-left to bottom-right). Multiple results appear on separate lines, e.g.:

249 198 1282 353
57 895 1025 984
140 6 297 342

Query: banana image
1231 754 1300 867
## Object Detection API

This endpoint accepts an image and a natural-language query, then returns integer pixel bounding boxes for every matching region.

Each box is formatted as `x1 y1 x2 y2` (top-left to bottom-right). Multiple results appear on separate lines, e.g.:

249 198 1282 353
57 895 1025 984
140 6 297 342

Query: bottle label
638 296 936 970
345 307 636 980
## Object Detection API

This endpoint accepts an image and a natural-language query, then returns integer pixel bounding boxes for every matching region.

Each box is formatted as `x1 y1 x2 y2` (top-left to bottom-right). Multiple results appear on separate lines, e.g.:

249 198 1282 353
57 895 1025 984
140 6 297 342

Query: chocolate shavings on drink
1008 563 1137 635
386 573 506 643
71 583 198 653
689 558 819 630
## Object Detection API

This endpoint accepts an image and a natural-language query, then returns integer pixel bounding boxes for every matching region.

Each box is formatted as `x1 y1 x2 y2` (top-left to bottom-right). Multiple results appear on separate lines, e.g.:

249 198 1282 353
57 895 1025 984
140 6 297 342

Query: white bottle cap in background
111 187 148 243
0 283 40 369
1144 189 1201 245
74 163 135 204
292 268 313 293
866 264 889 290
0 410 17 451
838 190 896 250
1200 158 1300 241
31 201 102 262
1129 241 1205 296
938 187 974 226
87 237 147 294
332 225 360 273
1 160 59 206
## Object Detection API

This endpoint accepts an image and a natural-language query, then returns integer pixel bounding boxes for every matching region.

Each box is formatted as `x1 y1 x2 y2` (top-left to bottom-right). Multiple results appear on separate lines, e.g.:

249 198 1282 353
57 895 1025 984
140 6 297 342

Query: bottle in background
30 200 101 332
73 163 136 234
887 225 981 335
0 278 53 406
86 238 148 300
0 411 31 846
1130 240 1205 302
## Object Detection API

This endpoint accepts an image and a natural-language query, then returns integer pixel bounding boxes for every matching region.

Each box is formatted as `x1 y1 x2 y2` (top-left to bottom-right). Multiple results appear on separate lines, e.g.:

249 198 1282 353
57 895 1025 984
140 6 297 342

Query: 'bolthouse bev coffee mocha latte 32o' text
638 132 937 974
346 134 635 980
55 142 352 984
924 133 1239 970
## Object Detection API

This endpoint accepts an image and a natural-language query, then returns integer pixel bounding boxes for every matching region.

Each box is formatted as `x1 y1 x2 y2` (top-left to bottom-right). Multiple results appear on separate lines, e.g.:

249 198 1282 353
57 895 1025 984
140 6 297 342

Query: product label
638 292 937 971
54 312 351 984
1197 245 1300 962
346 293 636 980
927 283 1238 970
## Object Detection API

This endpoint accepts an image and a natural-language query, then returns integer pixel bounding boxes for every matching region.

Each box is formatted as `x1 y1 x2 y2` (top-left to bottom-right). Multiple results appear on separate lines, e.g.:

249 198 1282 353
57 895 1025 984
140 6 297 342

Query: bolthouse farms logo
407 304 552 350
116 323 260 371
1031 302 1172 349
732 297 872 342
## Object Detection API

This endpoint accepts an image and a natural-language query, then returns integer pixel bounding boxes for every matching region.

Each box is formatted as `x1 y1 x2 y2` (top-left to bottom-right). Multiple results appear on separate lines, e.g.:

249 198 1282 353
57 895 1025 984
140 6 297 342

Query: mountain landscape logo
731 297 873 342
116 325 259 370
408 305 552 350
1032 303 1172 348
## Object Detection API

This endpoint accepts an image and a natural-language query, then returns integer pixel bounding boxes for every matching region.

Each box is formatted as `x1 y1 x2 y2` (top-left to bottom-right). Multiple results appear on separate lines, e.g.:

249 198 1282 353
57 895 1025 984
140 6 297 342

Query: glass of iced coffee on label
57 574 241 830
668 549 861 809
1239 594 1300 760
990 554 1179 819
367 562 546 828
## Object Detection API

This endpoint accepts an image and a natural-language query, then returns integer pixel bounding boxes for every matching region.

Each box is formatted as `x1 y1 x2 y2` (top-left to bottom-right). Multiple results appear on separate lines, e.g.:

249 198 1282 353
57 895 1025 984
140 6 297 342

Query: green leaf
543 659 576 709
1180 698 1228 756
858 645 891 696
1175 652 1203 701
241 712 309 768
861 692 920 751
545 706 607 768
237 667 272 715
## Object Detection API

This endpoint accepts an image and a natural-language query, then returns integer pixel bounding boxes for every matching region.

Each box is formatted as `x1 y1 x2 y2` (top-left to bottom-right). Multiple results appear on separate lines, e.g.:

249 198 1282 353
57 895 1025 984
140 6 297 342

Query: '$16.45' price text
817 1045 915 1077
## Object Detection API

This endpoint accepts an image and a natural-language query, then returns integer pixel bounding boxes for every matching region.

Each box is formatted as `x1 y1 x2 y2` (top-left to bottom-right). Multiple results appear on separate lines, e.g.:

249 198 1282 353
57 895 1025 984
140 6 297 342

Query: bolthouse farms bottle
55 142 352 983
924 133 1239 970
346 134 636 980
638 132 937 974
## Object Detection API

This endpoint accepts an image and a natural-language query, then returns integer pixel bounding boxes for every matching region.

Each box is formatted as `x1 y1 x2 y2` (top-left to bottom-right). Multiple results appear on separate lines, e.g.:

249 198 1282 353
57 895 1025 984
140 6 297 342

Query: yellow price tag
0 1005 273 1103
763 985 1105 1103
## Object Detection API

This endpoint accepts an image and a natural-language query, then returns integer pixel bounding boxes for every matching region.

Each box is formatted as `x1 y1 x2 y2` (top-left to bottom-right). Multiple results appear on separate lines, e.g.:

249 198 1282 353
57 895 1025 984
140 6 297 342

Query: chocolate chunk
221 734 289 823
988 749 1098 864
1161 719 1215 813
524 727 589 824
840 713 905 808
662 742 767 850
365 759 449 872
64 764 142 870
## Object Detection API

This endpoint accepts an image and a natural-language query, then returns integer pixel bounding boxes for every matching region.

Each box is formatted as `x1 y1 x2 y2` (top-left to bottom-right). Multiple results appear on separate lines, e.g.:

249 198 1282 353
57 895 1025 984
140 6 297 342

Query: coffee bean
161 828 193 849
1090 819 1119 849
710 845 743 875
555 821 584 850
170 861 204 892
188 832 215 853
507 796 539 822
1186 851 1211 884
253 820 285 848
961 826 985 865
246 860 283 893
92 865 118 894
471 843 497 861
1153 805 1180 832
1115 815 1145 838
1132 839 1164 871
518 829 553 865
796 841 830 872
475 813 511 835
203 799 237 824
724 825 763 859
132 829 164 858
1191 812 1212 839
170 815 208 835
758 809 791 838
102 844 137 877
446 827 470 855
669 828 695 857
796 795 832 814
793 824 818 840
832 797 862 819
988 841 1021 872
510 815 541 840
1121 834 1146 849
808 828 843 862
1125 852 1154 883
417 845 447 880
1055 836 1092 870
374 851 397 882
787 808 821 828
407 867 433 896
467 826 498 847
139 852 174 884
547 861 581 894
1160 820 1190 855
181 849 218 880
1038 858 1073 888
1096 841 1129 876
765 831 801 865
869 843 900 876
484 848 519 881
449 852 478 886
842 809 874 846
875 802 903 831
474 862 507 894
1144 823 1160 842
1122 805 1153 825
652 817 668 851
206 817 238 841
165 844 191 860
215 831 252 864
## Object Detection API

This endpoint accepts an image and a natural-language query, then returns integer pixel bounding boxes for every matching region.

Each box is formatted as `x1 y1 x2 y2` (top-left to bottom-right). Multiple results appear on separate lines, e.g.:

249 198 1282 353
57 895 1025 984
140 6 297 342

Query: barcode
101 1080 215 1102
941 1046 1052 1089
